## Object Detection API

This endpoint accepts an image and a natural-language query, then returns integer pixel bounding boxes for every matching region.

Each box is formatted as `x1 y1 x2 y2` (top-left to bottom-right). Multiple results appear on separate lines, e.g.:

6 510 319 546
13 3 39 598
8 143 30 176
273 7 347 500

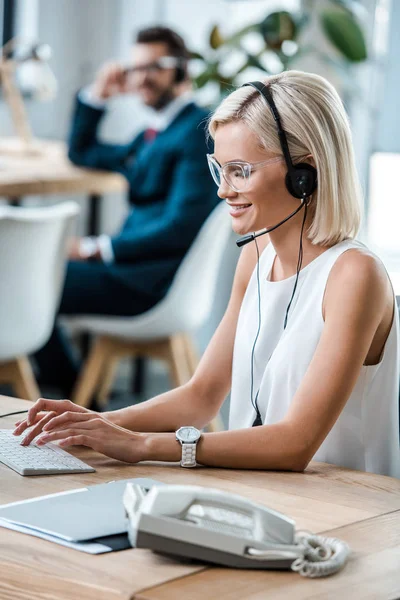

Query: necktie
144 127 158 142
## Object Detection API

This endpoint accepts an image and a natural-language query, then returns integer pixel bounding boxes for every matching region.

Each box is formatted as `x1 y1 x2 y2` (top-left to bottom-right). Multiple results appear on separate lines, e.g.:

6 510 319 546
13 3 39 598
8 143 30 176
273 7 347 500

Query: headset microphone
236 201 306 247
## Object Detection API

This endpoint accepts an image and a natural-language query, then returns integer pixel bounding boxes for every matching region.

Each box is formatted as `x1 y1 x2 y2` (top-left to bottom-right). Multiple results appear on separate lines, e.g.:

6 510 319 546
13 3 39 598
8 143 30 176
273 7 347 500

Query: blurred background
0 0 397 426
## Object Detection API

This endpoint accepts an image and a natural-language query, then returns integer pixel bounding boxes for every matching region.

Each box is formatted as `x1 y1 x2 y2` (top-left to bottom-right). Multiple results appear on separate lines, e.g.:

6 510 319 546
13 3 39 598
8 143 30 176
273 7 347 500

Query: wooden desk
1 396 400 600
0 137 127 235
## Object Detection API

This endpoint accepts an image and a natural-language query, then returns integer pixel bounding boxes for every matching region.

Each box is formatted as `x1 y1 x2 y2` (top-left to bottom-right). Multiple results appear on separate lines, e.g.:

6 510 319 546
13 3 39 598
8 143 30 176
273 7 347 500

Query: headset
174 58 187 83
236 81 317 248
236 81 318 427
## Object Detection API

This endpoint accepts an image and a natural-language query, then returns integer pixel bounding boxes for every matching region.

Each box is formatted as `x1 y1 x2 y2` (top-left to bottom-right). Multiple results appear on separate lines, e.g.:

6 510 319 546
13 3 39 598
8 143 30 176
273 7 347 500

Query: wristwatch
79 237 100 260
175 426 202 468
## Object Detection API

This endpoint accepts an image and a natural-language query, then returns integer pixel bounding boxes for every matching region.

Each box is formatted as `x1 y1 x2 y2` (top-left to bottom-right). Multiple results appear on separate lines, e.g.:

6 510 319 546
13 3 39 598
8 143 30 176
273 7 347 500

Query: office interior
0 0 396 429
0 0 399 596
0 0 397 423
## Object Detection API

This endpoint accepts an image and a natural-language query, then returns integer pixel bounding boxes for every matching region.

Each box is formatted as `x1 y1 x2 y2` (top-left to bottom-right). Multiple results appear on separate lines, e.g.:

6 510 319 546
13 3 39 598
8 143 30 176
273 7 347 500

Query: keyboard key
0 429 95 476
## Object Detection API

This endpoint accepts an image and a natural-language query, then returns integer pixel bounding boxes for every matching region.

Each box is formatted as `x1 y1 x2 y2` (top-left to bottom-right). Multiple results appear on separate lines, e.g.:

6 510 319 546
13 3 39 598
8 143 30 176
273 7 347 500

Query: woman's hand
13 398 96 446
34 412 148 463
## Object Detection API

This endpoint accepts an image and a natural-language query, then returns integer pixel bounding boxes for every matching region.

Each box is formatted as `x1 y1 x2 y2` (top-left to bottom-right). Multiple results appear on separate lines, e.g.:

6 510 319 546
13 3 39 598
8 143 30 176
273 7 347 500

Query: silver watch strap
181 442 197 468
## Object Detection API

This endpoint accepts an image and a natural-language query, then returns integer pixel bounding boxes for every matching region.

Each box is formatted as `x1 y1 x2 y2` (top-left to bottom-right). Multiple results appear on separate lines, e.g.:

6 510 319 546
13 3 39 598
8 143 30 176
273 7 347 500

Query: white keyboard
0 429 96 476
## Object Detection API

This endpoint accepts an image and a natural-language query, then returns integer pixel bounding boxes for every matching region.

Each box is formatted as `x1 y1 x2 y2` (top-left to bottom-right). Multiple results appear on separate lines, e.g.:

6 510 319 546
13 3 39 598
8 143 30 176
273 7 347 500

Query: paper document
0 518 111 554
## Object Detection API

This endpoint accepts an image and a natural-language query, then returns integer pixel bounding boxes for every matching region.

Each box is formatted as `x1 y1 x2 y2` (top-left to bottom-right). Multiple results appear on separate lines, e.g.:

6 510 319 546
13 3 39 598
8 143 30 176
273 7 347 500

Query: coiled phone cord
247 530 350 578
291 531 350 577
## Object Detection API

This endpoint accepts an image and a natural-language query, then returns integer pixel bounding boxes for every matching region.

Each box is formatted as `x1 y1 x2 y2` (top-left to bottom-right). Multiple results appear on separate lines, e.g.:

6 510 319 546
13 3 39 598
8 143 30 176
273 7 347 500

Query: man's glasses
207 154 282 193
124 56 184 77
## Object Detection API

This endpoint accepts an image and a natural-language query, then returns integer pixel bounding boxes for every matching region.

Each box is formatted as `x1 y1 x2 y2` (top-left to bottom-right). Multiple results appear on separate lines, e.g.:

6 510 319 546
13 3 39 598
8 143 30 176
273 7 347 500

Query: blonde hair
208 71 362 245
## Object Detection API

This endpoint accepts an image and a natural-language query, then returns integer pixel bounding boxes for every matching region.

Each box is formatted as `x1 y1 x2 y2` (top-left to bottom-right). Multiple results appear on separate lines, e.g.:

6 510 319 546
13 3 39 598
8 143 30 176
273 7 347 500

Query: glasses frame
124 56 184 76
207 154 283 193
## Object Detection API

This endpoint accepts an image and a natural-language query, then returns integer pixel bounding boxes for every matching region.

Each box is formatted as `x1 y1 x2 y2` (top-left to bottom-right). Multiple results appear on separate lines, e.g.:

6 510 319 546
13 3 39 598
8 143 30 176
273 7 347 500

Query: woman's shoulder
324 241 392 319
330 242 389 288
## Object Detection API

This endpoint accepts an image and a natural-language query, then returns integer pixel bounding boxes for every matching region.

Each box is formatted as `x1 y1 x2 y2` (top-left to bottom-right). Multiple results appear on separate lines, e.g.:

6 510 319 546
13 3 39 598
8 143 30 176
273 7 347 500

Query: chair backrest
134 200 236 336
0 202 79 361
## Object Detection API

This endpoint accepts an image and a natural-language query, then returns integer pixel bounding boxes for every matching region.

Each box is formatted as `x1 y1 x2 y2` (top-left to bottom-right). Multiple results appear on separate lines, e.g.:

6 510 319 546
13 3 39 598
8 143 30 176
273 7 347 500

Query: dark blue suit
35 96 219 392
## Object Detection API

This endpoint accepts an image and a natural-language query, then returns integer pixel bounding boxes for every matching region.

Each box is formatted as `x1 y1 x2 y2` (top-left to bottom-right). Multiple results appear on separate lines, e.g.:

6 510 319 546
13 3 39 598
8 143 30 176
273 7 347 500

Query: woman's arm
142 249 392 470
14 242 261 446
105 242 260 432
27 247 388 473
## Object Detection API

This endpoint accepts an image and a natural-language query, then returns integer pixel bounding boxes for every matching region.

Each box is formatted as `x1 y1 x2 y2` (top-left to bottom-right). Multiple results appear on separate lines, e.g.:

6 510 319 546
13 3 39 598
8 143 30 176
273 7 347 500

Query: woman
14 71 400 477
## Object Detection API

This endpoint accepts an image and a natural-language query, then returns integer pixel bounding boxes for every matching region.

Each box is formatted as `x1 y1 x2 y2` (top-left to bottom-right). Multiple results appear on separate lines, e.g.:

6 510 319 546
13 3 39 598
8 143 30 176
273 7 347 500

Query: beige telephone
123 483 350 578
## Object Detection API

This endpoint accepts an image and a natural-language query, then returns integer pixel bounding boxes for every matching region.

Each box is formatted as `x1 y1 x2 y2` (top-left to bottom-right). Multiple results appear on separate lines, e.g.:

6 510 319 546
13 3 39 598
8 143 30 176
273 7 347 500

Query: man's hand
69 237 84 260
69 237 101 261
93 61 130 101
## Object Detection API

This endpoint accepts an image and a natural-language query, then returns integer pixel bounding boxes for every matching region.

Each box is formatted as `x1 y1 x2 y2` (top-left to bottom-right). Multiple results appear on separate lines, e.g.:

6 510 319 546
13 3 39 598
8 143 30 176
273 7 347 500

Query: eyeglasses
207 154 283 193
124 56 183 76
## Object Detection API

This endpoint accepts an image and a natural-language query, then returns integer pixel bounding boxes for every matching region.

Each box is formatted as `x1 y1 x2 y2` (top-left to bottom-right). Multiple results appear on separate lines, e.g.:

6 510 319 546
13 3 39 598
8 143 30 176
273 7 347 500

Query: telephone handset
123 483 350 578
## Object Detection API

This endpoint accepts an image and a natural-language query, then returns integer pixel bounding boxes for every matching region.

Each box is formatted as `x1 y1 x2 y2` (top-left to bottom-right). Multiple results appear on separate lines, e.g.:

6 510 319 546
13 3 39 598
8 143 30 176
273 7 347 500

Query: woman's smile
226 201 253 218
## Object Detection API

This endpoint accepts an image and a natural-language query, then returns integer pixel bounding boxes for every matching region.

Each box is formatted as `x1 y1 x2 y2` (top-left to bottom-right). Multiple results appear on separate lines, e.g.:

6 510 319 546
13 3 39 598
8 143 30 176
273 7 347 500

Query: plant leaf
210 25 224 49
190 50 205 61
236 53 271 75
260 11 298 50
320 7 367 62
194 63 220 88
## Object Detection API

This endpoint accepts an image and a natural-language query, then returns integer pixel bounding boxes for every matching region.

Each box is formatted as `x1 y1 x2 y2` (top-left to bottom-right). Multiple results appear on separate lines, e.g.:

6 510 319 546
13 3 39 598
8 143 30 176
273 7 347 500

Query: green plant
192 0 368 99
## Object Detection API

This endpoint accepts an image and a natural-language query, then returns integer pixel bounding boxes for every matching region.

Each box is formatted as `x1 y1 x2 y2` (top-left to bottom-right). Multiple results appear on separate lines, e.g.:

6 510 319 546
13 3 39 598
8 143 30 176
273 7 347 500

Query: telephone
123 483 350 578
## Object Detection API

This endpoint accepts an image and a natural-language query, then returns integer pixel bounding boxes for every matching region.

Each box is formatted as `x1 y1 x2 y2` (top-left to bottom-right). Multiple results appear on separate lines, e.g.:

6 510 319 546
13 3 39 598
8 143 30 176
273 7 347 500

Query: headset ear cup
175 65 186 83
285 163 317 199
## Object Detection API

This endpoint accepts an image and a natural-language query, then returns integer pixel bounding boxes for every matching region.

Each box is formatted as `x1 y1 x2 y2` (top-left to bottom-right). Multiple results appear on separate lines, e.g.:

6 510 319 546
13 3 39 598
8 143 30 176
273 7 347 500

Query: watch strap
180 442 197 468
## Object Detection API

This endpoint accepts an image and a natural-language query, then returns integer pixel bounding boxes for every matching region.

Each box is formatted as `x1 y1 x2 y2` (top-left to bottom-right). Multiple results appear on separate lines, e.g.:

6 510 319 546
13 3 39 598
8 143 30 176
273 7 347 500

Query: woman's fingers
42 411 96 432
13 412 47 436
20 412 57 446
26 398 72 427
36 428 94 446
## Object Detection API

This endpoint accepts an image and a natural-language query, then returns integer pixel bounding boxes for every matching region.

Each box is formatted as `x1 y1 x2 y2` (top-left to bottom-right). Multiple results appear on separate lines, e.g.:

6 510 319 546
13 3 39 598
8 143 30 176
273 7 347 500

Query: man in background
35 26 218 396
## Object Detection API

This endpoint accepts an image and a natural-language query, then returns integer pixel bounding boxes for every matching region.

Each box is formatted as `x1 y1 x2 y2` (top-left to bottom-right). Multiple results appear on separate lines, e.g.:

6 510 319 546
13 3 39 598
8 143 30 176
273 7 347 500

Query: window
2 0 16 47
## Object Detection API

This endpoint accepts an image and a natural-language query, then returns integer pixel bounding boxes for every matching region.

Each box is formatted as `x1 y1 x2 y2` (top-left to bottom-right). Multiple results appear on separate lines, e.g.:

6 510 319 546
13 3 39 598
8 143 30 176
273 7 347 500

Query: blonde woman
15 71 400 477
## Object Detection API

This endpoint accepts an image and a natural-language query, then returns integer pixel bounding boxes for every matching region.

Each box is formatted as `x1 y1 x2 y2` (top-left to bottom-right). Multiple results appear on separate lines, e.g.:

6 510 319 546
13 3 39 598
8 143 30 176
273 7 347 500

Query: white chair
0 202 79 400
68 201 235 431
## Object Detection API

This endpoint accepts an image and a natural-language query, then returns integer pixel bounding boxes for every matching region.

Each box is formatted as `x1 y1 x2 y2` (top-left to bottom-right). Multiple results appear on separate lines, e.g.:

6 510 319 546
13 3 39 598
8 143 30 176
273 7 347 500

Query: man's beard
152 86 176 110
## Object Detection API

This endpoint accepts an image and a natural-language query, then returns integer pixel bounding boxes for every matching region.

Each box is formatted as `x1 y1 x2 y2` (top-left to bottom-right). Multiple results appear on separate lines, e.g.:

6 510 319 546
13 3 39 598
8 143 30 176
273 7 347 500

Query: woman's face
213 121 298 235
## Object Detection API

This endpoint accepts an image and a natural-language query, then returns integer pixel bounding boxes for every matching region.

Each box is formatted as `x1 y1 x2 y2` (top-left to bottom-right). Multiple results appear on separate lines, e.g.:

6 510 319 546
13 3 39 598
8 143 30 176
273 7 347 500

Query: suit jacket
68 97 219 303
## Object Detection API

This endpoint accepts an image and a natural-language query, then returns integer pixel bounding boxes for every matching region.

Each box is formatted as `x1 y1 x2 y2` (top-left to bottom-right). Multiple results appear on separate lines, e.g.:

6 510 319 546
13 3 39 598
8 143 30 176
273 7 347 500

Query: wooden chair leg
71 336 113 408
182 334 200 375
0 357 40 401
97 355 120 409
166 334 191 387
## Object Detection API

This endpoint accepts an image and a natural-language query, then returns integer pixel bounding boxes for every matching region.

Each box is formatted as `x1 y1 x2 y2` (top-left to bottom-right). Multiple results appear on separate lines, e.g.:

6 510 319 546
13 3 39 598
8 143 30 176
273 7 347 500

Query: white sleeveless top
229 239 400 477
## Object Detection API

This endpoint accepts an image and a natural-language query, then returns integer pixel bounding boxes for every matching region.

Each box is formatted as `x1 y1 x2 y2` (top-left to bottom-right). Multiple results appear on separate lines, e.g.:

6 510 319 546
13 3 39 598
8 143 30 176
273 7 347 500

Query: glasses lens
224 163 247 192
207 156 222 188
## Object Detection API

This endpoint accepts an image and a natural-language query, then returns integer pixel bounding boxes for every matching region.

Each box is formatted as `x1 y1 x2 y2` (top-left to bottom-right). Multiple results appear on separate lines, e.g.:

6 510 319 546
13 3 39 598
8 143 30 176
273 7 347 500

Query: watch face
177 426 200 443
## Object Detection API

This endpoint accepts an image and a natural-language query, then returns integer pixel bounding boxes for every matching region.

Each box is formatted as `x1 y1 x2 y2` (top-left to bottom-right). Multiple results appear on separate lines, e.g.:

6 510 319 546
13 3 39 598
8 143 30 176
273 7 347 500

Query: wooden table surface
0 137 127 197
1 396 399 600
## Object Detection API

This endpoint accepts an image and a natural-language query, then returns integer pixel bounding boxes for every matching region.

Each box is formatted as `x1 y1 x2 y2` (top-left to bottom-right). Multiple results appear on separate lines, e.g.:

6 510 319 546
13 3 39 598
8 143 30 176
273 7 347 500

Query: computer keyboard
0 429 96 476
